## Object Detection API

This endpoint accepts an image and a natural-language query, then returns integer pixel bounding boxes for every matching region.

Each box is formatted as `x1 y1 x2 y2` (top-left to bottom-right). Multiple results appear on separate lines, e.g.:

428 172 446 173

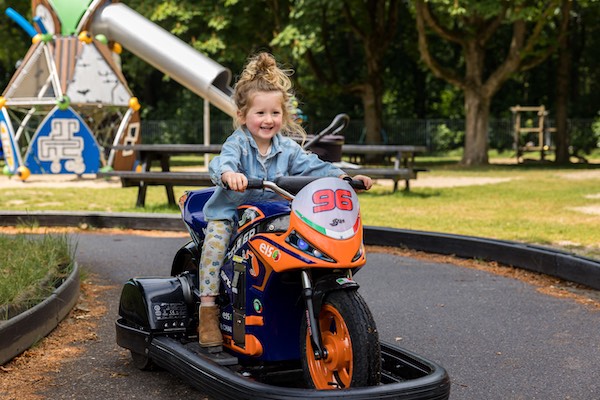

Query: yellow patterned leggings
199 220 233 297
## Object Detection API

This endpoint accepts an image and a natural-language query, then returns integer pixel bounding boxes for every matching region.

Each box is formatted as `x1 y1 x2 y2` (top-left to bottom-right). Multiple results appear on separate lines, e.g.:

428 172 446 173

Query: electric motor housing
119 277 194 333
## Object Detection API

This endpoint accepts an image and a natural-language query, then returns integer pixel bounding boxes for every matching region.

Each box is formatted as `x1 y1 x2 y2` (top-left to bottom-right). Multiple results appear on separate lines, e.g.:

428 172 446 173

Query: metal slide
90 2 236 117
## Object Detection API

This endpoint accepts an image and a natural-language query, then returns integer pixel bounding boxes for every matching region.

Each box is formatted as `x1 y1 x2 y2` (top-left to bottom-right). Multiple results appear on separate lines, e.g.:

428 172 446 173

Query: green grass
362 169 600 257
0 234 75 319
1 151 599 259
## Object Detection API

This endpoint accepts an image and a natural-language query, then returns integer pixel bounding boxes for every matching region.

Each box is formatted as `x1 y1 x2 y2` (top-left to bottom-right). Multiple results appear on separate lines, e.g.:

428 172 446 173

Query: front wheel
300 290 381 389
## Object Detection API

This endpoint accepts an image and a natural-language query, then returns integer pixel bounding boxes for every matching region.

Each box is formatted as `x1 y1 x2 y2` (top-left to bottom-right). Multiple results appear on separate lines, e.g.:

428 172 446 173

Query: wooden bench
97 171 214 207
340 167 426 192
101 144 223 207
100 143 427 207
340 145 427 191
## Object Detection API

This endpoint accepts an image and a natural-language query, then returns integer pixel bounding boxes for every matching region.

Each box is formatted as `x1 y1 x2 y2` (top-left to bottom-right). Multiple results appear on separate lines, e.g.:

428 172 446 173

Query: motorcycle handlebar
245 176 366 193
246 178 265 189
345 177 367 191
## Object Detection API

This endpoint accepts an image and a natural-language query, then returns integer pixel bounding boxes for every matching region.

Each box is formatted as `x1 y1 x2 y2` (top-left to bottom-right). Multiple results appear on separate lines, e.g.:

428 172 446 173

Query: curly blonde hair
233 52 306 139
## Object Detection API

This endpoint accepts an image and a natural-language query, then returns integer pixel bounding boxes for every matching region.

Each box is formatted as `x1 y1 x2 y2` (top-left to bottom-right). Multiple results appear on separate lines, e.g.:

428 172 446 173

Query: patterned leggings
199 220 233 297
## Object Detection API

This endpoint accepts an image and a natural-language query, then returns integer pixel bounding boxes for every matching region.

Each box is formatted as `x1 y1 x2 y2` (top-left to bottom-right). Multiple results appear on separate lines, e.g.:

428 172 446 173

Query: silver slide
90 2 236 117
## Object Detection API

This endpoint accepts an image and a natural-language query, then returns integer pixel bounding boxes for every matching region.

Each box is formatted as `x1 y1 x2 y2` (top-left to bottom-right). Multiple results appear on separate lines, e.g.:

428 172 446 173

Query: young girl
198 52 372 348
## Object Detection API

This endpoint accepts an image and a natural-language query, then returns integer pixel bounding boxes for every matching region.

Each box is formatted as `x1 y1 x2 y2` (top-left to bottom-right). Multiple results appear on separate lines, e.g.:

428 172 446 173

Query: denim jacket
203 127 345 221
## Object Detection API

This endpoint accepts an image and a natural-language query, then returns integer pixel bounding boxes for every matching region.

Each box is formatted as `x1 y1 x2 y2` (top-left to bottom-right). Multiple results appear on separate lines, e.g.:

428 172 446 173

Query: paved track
41 232 600 399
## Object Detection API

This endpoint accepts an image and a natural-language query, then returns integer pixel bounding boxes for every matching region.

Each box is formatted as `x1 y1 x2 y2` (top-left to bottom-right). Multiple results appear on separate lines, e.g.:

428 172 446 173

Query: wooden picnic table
98 143 427 207
101 144 221 207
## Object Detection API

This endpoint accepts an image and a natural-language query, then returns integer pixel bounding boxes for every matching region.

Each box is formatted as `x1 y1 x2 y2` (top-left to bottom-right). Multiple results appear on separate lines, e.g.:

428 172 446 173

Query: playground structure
1 0 236 180
511 105 556 162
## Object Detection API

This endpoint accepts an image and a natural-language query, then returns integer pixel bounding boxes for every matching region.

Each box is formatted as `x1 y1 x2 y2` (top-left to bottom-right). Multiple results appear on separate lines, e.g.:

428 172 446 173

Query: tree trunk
361 82 383 145
554 0 572 164
462 88 490 166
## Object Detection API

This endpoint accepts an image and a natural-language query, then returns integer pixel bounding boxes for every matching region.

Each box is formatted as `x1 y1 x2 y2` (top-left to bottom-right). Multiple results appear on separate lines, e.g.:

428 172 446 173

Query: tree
414 0 568 165
119 0 293 120
272 0 400 144
0 1 33 86
553 0 572 164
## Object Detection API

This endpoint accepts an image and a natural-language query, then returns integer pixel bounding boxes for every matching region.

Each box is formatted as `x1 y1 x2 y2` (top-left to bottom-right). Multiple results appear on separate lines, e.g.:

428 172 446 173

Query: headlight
351 244 364 262
286 230 334 262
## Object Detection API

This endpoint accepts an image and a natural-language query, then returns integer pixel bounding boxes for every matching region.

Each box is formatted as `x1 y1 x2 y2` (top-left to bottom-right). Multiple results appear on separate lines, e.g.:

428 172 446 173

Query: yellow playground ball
112 42 123 54
129 97 141 111
16 166 31 181
78 31 93 44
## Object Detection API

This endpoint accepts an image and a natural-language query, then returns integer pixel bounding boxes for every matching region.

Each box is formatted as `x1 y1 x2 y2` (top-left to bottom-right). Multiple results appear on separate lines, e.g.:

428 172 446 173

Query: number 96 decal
312 189 353 213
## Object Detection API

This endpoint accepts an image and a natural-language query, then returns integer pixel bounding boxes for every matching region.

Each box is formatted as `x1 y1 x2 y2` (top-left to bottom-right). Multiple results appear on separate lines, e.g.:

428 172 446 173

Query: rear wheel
130 350 154 370
300 290 381 389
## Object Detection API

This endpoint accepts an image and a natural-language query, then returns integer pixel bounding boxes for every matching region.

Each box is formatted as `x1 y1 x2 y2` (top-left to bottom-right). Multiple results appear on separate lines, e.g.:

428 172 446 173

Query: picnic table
98 144 221 207
97 143 427 207
340 144 428 191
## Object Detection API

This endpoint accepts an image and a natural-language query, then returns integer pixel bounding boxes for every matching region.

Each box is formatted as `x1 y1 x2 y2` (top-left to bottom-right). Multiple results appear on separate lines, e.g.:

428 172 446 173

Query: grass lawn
1 150 599 259
0 234 74 318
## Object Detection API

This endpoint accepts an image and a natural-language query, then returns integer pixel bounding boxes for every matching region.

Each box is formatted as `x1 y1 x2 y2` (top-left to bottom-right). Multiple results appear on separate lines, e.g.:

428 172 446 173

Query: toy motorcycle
118 176 381 389
116 176 451 398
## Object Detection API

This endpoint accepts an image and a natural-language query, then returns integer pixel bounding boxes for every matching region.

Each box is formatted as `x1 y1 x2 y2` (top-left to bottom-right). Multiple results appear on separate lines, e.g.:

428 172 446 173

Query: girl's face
239 91 284 146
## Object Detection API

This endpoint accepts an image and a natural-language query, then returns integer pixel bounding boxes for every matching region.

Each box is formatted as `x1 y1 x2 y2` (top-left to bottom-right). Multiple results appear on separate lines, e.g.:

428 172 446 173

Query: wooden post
203 99 210 168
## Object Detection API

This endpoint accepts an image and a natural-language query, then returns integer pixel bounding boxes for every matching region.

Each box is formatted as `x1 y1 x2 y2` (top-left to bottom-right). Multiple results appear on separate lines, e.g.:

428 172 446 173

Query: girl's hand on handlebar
353 174 373 190
339 174 373 191
222 171 248 192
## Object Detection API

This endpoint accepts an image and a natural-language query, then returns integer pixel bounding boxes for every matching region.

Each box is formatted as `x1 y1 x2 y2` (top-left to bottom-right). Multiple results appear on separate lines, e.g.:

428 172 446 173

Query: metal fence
140 118 597 153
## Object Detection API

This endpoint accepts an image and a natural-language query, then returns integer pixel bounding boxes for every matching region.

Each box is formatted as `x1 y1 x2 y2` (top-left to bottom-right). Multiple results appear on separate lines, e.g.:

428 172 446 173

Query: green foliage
431 123 465 152
0 1 32 83
571 114 600 155
0 0 598 160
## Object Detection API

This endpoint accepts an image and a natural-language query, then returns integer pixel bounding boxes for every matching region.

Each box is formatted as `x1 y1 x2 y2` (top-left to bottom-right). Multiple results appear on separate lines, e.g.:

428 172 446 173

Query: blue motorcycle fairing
183 187 291 245
182 189 322 361
219 241 304 362
182 187 214 241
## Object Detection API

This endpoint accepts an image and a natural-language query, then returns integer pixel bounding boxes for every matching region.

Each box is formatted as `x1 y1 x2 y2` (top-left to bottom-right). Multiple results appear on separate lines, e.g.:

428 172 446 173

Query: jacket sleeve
209 135 243 187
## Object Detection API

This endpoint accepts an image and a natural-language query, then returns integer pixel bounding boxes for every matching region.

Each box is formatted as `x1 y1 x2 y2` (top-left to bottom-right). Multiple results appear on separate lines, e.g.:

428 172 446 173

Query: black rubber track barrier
364 227 600 291
0 263 80 365
2 211 598 290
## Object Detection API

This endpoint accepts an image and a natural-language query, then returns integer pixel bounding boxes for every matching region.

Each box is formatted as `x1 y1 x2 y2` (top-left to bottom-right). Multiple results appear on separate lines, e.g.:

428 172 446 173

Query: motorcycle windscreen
292 177 360 239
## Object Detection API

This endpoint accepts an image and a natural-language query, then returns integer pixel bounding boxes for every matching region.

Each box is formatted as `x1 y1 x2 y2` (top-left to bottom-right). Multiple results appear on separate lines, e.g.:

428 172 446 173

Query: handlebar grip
352 180 367 190
343 176 366 191
246 178 264 189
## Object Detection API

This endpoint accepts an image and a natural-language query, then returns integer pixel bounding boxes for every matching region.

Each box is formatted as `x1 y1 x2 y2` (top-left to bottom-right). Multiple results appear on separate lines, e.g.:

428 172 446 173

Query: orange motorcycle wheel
300 290 381 389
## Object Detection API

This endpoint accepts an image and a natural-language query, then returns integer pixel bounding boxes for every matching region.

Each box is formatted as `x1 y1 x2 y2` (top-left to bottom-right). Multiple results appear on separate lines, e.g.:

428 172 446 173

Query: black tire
300 290 381 389
130 350 154 371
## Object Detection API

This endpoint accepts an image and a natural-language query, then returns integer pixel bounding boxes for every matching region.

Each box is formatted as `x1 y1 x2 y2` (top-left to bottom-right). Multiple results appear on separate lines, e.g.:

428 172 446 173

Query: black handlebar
246 178 264 189
343 176 366 191
245 176 365 195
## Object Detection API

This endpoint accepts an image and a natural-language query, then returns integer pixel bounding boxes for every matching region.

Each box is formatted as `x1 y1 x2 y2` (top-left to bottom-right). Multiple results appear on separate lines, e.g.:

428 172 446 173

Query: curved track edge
0 263 80 365
364 226 600 291
2 210 598 290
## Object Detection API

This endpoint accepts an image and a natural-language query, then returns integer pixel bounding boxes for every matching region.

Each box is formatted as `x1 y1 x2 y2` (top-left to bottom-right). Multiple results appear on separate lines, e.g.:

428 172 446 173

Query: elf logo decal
222 311 232 321
259 243 280 262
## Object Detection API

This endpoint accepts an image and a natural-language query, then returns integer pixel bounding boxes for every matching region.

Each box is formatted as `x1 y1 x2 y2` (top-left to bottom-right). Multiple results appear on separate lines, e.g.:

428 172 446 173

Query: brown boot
198 304 222 348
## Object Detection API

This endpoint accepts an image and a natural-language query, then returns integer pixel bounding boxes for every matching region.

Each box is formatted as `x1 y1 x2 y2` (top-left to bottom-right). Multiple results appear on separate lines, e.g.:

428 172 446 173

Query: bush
570 116 600 156
431 123 464 152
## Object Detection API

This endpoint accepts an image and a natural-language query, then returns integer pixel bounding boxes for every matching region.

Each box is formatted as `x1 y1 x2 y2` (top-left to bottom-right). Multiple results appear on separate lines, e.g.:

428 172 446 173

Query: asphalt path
40 232 600 399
